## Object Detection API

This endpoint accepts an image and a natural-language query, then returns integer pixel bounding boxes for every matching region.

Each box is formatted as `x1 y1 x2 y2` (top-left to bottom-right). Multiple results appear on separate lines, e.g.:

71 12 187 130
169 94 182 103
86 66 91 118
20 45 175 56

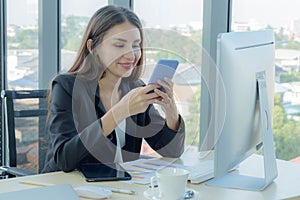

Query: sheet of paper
121 158 186 184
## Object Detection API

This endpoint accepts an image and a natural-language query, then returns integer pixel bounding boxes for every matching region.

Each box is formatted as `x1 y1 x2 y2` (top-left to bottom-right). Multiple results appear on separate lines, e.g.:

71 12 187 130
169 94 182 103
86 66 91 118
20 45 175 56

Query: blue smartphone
148 59 179 92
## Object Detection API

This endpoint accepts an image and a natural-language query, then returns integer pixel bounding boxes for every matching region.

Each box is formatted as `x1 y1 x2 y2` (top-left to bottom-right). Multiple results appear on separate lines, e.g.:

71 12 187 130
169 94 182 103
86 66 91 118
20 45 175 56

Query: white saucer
143 187 199 200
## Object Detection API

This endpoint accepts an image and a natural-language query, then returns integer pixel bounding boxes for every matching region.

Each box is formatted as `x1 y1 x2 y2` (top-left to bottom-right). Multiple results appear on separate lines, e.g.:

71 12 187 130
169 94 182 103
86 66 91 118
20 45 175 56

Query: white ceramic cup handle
150 176 159 198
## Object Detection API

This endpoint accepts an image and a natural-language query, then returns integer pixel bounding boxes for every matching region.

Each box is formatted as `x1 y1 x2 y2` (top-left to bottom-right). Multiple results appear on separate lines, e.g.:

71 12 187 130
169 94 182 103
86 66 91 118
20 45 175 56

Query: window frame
39 0 61 89
200 0 232 149
0 0 7 167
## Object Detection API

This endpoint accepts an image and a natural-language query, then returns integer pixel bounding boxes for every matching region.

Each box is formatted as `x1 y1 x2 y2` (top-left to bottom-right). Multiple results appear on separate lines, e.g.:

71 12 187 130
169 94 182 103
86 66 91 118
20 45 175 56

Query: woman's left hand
154 77 180 131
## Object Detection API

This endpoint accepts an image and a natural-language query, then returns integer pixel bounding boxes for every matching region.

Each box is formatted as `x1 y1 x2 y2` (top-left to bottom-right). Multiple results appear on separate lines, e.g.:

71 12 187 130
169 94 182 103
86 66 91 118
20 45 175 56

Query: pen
19 181 136 195
19 181 54 187
100 186 136 195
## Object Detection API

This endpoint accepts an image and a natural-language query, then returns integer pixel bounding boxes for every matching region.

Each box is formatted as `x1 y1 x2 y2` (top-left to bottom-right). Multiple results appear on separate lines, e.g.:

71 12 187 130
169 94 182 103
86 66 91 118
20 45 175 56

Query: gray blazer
42 74 185 173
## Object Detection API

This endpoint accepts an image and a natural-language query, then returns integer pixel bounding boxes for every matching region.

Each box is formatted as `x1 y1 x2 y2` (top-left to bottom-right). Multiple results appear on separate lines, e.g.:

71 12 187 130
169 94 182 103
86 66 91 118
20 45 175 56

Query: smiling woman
42 5 186 173
88 22 142 79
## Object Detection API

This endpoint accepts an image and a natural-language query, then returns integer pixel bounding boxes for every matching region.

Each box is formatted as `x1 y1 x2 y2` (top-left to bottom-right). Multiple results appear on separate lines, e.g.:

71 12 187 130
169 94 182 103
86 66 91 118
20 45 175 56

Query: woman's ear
86 39 93 53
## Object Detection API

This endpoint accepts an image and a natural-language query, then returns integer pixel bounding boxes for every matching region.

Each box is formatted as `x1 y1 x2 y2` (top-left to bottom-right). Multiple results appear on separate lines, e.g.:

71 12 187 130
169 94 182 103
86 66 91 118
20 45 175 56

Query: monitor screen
208 30 277 190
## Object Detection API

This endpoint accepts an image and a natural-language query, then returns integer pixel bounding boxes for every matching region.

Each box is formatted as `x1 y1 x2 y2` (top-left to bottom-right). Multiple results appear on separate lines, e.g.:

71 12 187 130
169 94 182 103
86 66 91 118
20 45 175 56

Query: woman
42 5 185 173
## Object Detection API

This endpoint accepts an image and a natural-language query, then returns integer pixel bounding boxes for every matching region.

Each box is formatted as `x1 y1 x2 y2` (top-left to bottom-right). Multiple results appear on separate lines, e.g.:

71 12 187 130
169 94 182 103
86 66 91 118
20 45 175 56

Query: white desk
0 149 300 200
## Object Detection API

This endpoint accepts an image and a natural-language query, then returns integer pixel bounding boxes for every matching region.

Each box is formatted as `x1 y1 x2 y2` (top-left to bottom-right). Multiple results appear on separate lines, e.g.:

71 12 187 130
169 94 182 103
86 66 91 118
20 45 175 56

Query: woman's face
96 21 142 79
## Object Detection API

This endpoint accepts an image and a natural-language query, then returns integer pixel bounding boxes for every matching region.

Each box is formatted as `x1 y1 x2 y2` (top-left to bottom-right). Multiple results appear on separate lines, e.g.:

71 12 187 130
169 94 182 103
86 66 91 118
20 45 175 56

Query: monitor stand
206 75 278 191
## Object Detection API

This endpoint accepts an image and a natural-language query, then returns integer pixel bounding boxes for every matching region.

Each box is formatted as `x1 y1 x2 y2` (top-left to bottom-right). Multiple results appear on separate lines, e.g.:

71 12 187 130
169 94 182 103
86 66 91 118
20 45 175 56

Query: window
134 0 203 151
7 0 38 90
5 0 39 172
61 0 108 72
5 0 110 173
232 0 300 162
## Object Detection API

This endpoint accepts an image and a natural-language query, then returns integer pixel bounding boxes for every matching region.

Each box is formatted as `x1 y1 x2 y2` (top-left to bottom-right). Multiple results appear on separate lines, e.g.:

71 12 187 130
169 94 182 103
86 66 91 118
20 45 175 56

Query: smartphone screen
79 163 132 182
148 59 179 85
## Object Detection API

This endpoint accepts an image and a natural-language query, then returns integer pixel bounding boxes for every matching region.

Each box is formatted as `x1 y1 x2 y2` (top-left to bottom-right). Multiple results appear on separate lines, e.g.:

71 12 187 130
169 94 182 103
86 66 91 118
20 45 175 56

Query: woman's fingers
154 88 170 103
157 78 173 96
163 77 174 88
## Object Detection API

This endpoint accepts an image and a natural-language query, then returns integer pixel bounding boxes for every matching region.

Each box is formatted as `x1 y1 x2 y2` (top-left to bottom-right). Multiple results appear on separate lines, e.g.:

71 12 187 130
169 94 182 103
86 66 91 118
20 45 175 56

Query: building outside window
61 0 108 72
134 0 204 154
232 0 300 163
7 0 38 90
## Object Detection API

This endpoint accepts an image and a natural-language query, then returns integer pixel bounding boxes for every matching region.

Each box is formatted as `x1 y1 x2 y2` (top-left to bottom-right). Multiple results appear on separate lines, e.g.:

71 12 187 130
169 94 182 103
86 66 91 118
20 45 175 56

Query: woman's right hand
114 84 160 118
101 84 160 136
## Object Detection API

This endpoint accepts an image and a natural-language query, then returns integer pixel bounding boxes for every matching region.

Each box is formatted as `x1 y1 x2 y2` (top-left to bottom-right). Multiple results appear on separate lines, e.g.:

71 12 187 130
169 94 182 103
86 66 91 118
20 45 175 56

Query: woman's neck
98 75 122 93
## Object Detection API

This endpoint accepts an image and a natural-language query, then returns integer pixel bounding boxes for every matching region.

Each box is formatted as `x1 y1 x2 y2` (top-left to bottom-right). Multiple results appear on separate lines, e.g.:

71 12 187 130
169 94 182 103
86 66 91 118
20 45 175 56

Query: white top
114 119 126 163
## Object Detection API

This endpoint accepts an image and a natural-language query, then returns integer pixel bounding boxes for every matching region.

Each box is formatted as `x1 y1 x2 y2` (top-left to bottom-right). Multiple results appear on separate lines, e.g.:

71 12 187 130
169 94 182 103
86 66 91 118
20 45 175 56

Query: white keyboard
186 160 214 184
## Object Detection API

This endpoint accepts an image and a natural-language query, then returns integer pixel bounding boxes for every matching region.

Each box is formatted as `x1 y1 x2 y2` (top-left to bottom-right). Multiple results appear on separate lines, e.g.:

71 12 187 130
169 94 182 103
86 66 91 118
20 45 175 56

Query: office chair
0 89 48 178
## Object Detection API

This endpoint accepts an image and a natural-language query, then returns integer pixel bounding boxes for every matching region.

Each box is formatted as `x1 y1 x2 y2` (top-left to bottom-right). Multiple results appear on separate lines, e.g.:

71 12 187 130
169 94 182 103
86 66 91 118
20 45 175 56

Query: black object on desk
79 163 132 182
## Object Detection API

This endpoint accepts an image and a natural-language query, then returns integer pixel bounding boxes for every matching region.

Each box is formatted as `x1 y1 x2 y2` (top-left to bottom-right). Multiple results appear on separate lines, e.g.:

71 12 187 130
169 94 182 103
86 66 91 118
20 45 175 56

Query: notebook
0 184 80 200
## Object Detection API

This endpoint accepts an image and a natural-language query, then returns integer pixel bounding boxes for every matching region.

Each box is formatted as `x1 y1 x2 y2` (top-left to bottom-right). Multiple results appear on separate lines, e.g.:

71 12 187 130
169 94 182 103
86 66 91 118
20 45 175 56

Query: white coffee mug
150 167 190 200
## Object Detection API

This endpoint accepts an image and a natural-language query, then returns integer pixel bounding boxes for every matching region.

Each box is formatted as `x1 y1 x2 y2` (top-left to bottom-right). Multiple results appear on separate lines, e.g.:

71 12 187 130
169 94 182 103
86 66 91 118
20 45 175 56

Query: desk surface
1 148 300 200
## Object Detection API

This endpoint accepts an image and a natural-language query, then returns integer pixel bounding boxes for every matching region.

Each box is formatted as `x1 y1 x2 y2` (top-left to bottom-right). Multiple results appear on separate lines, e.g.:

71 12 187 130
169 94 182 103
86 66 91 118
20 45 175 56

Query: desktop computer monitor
206 30 278 190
